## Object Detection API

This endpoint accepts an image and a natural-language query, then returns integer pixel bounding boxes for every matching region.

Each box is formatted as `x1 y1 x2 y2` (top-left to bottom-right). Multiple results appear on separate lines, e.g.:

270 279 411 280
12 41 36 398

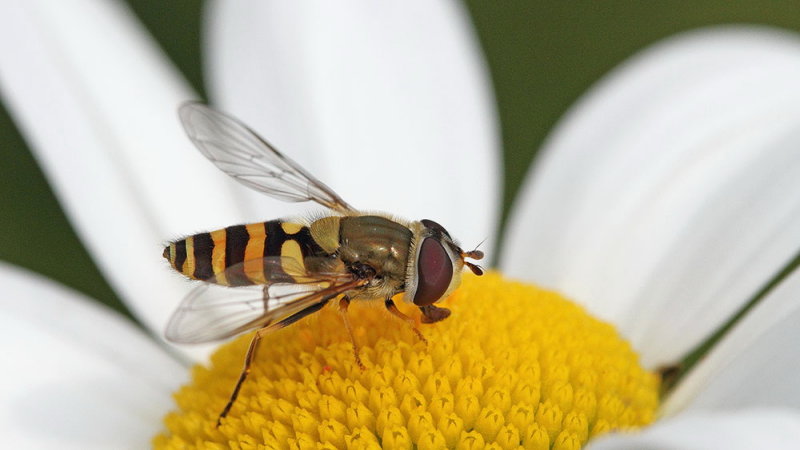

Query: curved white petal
206 0 501 253
0 262 184 449
501 27 800 367
0 0 253 348
589 408 800 450
662 266 800 415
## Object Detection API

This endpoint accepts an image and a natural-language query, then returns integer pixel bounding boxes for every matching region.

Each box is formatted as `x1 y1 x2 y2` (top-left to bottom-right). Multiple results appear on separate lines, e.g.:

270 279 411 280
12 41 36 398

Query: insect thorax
318 215 413 298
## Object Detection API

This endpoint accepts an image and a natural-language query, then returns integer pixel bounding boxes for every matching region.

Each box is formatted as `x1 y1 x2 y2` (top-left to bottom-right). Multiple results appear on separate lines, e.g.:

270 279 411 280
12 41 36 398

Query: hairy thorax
336 215 413 300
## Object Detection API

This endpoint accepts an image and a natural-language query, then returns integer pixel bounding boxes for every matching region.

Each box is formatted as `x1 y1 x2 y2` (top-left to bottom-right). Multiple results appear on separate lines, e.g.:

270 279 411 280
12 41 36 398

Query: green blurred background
3 1 800 317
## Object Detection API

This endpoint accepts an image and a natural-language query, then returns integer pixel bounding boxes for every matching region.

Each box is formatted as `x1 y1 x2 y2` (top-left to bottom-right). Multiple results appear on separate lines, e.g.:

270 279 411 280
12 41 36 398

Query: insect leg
384 298 428 345
338 296 366 371
216 298 330 427
419 304 452 324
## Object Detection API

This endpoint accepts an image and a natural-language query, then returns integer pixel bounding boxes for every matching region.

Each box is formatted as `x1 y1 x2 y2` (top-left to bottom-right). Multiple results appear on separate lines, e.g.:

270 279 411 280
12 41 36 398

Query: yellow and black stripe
164 220 328 286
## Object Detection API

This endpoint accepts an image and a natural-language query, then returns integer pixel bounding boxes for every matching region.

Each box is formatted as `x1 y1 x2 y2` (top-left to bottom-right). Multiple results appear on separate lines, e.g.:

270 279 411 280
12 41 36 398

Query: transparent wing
165 256 361 344
208 255 351 287
179 102 356 213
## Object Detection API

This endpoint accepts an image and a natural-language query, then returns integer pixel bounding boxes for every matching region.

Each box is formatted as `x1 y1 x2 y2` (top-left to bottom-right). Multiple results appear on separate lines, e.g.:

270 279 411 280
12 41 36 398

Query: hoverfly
163 103 484 426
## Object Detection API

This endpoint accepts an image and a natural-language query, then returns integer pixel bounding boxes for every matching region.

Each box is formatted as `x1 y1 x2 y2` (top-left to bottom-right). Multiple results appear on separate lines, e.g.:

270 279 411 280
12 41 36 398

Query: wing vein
178 102 356 213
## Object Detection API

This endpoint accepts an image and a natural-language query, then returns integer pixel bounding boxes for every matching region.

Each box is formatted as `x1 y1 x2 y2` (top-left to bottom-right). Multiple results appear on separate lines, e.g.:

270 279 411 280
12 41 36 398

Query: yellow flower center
154 272 658 449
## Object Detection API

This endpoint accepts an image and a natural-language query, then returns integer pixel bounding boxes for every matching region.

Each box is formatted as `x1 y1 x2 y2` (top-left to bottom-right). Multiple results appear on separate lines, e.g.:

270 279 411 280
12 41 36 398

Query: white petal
662 266 800 415
0 262 184 449
206 0 501 253
0 0 252 347
588 408 800 450
501 27 800 367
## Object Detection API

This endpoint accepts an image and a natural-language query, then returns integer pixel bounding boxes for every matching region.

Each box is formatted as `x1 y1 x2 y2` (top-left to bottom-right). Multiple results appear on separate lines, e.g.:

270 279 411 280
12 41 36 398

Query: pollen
154 272 658 448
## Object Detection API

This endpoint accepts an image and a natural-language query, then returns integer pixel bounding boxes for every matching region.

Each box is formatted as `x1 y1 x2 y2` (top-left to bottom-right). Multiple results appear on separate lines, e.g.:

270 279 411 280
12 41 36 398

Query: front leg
419 304 451 324
384 299 428 345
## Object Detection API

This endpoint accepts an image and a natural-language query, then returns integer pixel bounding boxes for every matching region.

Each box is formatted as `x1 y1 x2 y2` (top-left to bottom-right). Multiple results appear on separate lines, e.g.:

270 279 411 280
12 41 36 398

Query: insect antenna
459 238 485 275
464 261 484 276
461 242 485 262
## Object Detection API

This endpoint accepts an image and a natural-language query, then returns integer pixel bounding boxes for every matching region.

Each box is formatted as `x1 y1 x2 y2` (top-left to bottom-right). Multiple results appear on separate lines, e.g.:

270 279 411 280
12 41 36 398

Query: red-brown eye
421 219 452 238
413 237 454 306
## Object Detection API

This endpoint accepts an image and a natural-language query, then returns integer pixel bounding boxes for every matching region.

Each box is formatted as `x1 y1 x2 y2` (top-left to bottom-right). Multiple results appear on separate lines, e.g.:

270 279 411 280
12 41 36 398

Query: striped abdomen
163 220 328 286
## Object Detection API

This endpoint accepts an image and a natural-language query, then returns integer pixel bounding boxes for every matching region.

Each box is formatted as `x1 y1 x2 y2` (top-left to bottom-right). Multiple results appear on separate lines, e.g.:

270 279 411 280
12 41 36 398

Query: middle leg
338 296 366 370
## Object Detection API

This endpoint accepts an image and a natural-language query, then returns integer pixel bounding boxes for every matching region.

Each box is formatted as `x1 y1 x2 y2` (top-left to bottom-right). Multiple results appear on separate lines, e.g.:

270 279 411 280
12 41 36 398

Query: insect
163 103 484 426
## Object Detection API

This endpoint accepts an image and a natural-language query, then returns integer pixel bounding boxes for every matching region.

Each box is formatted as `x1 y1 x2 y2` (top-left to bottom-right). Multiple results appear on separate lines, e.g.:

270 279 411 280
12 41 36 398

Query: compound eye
413 237 454 306
421 219 451 238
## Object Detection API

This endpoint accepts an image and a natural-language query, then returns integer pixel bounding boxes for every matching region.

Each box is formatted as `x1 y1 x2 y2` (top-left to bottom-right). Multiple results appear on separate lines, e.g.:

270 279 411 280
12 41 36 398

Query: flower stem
662 246 800 396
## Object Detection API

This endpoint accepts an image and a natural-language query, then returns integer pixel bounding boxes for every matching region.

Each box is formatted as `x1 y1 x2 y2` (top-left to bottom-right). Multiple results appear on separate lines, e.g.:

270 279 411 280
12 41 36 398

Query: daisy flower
2 1 800 448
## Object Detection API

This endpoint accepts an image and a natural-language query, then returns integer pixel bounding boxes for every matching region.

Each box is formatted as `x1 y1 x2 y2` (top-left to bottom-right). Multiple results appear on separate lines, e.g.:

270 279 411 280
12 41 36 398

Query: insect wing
214 255 349 287
166 283 284 344
179 102 356 213
165 256 360 344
